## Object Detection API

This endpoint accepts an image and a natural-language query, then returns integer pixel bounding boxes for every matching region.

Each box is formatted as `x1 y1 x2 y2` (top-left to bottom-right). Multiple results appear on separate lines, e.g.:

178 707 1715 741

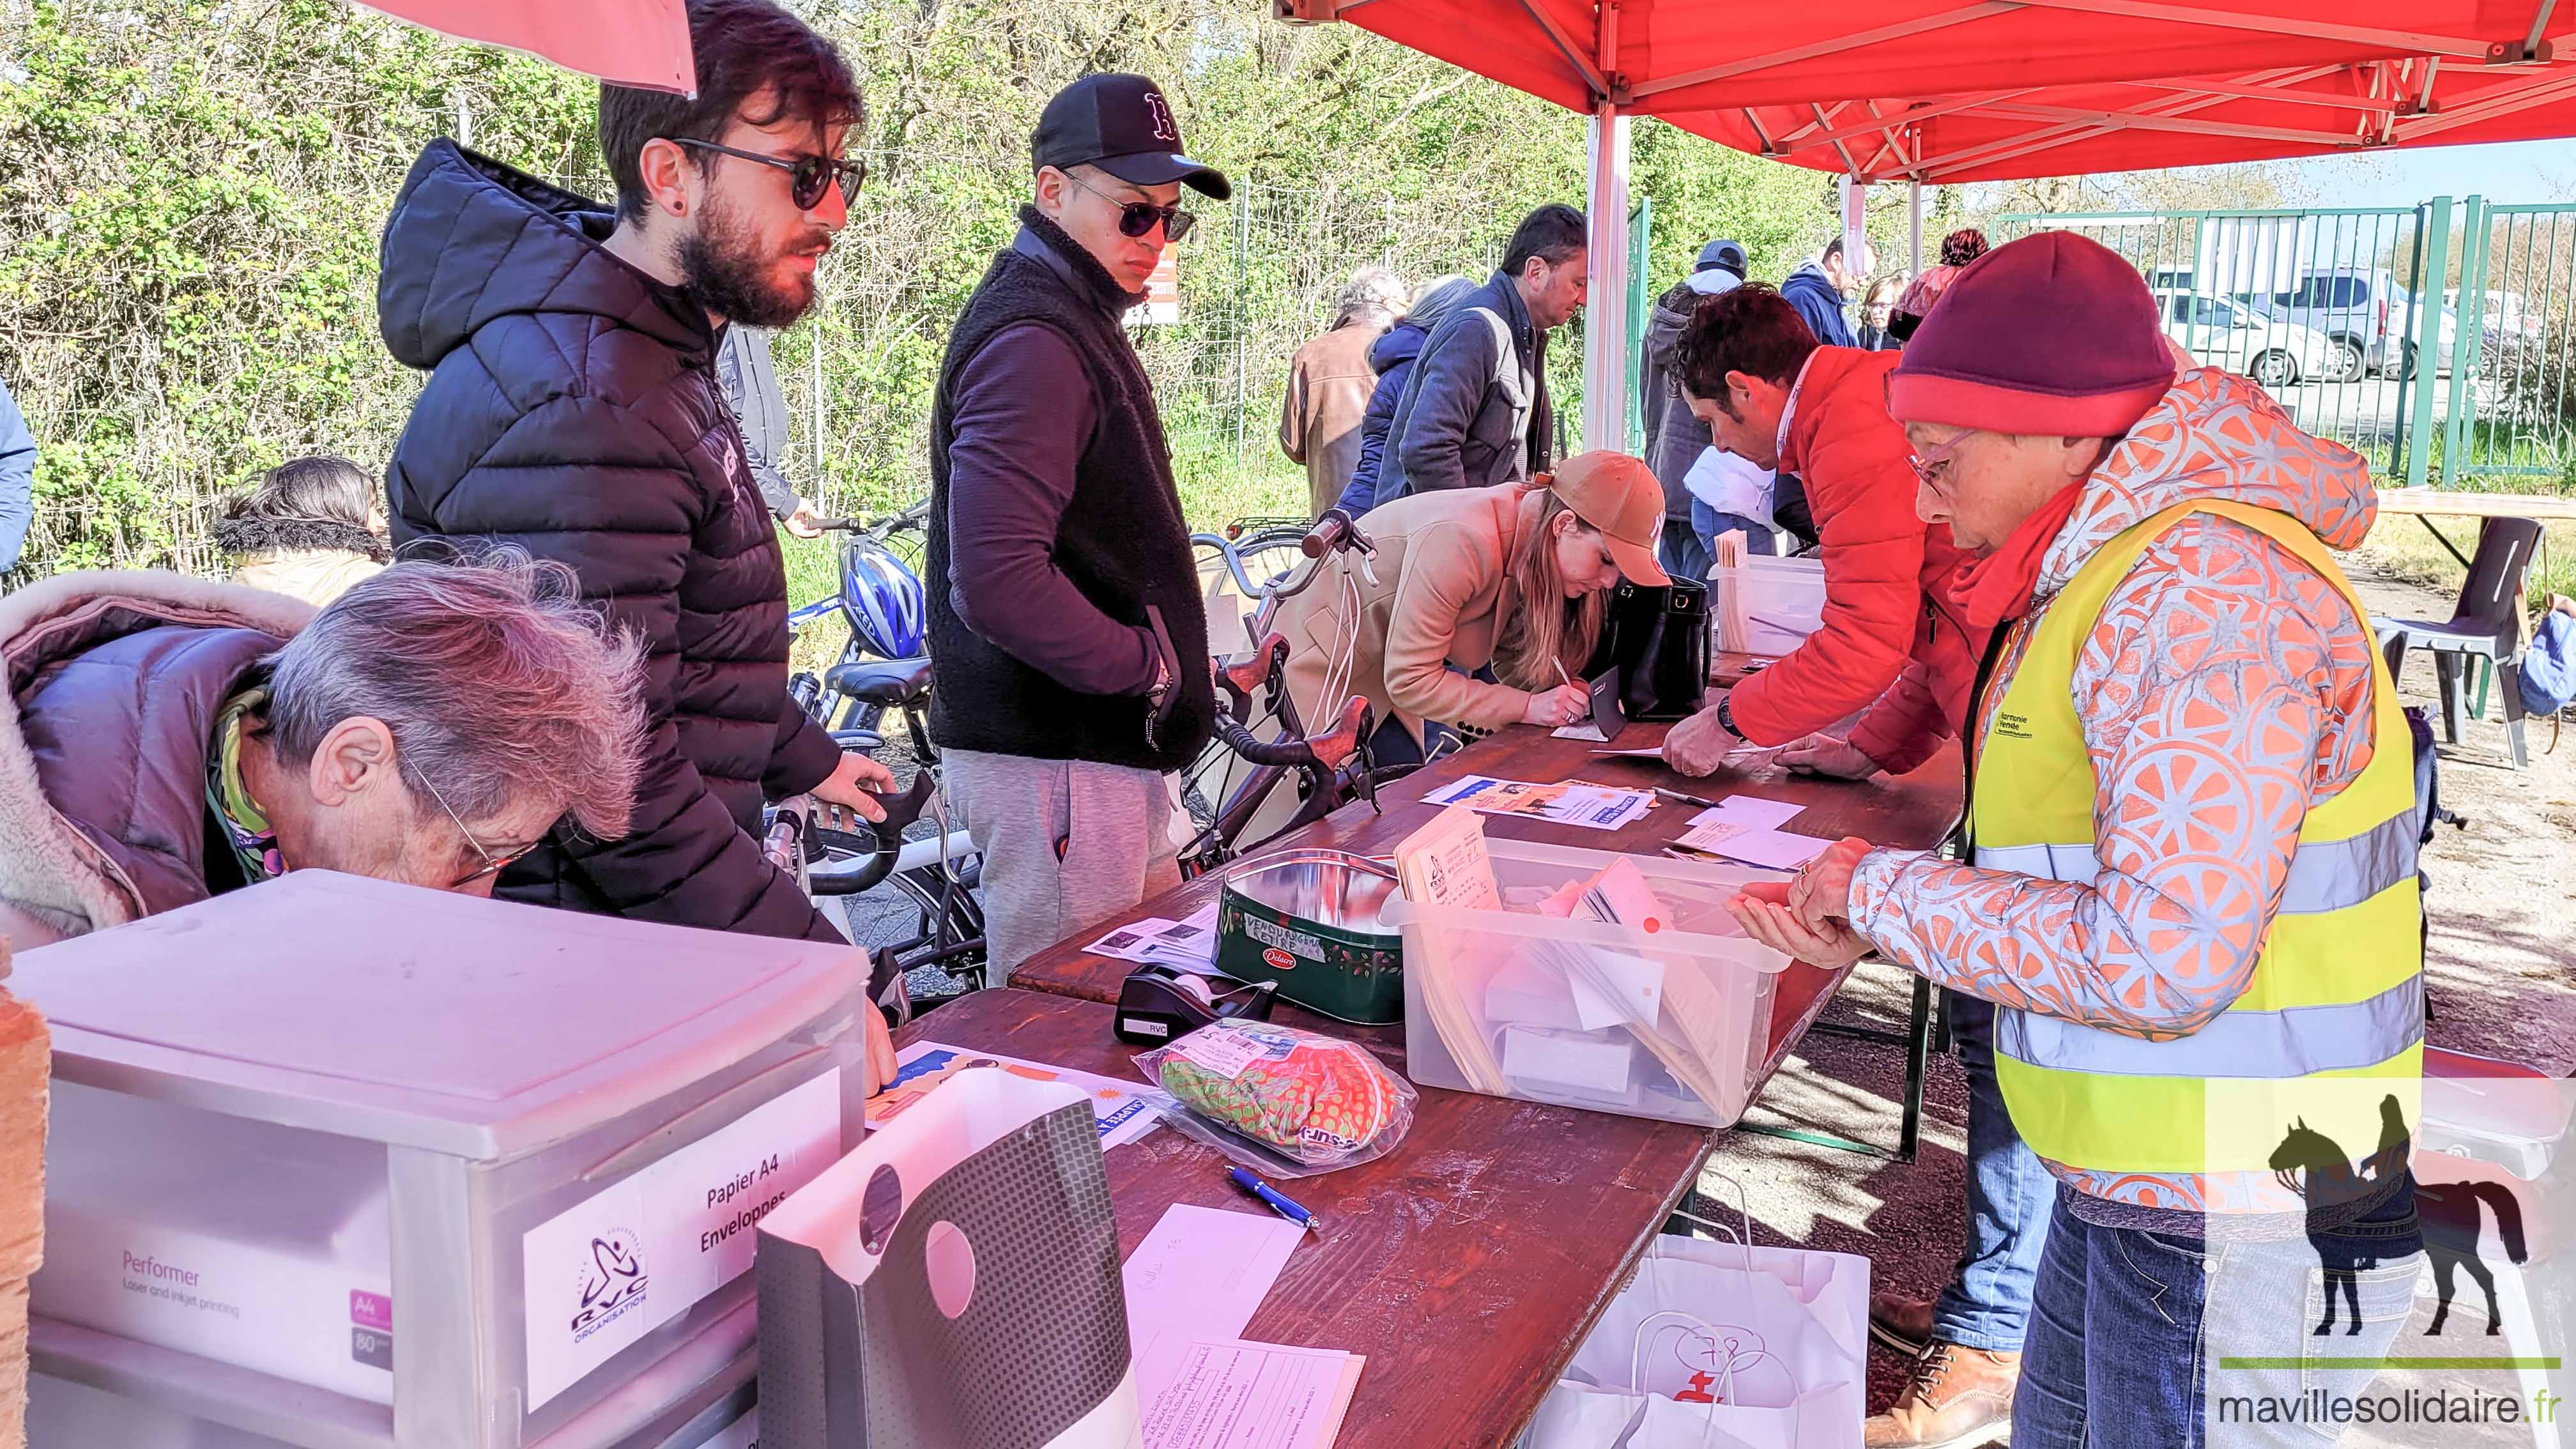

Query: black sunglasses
668 138 865 212
1064 171 1195 243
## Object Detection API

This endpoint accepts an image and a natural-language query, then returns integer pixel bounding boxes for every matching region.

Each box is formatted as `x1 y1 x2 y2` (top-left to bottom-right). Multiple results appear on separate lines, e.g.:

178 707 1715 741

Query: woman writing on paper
1266 452 1669 767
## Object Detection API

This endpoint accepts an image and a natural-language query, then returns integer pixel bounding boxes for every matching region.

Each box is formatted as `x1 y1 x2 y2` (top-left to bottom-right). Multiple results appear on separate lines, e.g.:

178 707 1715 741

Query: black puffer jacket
378 139 839 943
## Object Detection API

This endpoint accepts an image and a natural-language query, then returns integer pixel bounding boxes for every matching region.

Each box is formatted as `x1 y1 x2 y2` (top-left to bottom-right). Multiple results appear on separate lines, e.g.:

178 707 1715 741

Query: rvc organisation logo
569 1229 648 1344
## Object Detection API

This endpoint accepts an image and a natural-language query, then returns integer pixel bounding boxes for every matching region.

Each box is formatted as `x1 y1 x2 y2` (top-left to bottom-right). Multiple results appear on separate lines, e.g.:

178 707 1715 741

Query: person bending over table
1655 284 1981 785
1729 233 2423 1449
1265 451 1669 768
0 556 647 948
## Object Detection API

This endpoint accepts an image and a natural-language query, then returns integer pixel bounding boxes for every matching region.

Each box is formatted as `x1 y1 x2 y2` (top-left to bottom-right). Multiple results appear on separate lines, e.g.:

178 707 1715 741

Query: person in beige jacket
215 457 388 607
1279 266 1408 518
1268 451 1669 763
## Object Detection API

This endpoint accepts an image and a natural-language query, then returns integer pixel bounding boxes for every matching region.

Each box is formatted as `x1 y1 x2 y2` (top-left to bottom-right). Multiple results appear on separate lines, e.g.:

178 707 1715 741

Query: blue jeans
1934 993 2054 1353
2014 1177 2423 1448
1690 499 1777 560
1659 516 1713 583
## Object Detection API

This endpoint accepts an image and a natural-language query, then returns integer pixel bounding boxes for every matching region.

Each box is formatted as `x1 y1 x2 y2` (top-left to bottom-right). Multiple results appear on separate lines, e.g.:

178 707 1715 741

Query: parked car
2446 286 2545 342
2153 289 2340 391
2251 268 2454 381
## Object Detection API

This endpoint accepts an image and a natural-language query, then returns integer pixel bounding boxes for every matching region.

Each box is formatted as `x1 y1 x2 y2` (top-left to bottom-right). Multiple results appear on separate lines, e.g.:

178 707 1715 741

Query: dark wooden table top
898 987 1715 1449
1013 717 1965 1020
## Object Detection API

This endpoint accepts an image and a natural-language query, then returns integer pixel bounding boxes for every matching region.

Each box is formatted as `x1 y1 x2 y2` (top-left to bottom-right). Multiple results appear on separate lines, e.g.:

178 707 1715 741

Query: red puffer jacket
1726 348 1983 772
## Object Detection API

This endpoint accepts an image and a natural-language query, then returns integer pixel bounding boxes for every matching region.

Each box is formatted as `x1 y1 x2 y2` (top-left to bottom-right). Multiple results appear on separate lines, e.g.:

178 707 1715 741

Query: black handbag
1583 578 1709 723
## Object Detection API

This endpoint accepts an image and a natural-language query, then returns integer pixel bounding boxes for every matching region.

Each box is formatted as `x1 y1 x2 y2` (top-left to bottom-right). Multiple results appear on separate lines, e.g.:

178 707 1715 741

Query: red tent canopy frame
1285 0 2574 181
1275 0 2575 443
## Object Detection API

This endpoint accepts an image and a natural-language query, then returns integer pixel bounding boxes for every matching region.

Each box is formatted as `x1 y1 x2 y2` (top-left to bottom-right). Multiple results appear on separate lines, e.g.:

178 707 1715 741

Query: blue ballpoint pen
1228 1167 1320 1232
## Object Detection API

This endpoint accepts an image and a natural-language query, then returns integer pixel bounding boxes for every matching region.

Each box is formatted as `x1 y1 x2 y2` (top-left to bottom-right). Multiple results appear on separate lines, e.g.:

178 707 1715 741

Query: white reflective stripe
1969 841 2100 885
1996 976 2423 1079
1973 807 2417 914
2276 808 2417 915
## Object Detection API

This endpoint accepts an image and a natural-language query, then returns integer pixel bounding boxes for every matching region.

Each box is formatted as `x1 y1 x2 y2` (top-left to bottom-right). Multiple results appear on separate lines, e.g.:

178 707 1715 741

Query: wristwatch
1713 694 1738 737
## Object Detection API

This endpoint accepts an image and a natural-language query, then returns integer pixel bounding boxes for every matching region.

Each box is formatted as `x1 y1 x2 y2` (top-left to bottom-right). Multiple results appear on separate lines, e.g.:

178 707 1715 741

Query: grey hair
261 553 650 839
1333 265 1408 328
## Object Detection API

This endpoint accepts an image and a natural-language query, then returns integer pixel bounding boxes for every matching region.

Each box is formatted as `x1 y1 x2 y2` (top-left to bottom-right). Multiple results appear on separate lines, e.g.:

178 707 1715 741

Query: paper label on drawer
521 1069 842 1409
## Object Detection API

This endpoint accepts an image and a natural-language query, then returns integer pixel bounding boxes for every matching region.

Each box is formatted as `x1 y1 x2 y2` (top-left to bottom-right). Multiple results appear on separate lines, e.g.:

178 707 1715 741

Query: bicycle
1177 509 1430 877
776 501 986 1011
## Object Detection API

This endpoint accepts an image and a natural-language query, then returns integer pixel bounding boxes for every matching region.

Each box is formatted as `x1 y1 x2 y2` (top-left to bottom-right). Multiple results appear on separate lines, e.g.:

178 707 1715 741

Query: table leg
1740 976 1933 1163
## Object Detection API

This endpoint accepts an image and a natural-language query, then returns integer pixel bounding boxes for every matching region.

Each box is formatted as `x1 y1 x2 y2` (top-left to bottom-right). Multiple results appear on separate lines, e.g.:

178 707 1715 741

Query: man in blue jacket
376 0 893 944
1374 204 1587 505
1781 234 1872 349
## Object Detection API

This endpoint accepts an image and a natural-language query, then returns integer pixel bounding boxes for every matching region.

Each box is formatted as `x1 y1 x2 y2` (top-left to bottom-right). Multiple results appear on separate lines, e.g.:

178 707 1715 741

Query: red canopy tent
1273 0 2576 441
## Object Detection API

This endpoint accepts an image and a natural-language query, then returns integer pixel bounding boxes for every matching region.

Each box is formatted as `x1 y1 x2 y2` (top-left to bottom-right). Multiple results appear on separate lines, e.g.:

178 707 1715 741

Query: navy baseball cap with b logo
1032 73 1232 200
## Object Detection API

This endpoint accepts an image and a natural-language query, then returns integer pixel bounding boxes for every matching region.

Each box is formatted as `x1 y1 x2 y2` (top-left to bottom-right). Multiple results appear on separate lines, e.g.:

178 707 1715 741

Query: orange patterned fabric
1846 358 2383 1212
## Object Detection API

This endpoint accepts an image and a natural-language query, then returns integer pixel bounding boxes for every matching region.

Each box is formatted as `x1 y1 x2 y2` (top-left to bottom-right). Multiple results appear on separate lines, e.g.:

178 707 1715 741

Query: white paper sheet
1141 1338 1365 1449
1690 795 1806 831
1419 776 1652 832
1701 828 1836 870
1123 1204 1307 1382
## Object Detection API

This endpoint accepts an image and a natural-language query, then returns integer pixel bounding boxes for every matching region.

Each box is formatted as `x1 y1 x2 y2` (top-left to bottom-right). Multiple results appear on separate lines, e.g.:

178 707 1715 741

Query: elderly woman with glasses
0 554 650 949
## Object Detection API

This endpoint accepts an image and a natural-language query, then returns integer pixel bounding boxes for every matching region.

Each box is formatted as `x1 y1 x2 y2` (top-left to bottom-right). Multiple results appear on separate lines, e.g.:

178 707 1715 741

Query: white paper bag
1528 1209 1867 1449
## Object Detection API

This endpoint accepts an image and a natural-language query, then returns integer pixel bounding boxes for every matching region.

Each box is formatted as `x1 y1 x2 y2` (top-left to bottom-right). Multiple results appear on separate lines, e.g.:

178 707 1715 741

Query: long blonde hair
1492 484 1611 690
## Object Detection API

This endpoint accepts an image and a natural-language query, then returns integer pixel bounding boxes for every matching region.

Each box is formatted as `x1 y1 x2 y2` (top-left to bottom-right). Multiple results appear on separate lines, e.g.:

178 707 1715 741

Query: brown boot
1863 1340 2020 1448
1867 1291 1938 1354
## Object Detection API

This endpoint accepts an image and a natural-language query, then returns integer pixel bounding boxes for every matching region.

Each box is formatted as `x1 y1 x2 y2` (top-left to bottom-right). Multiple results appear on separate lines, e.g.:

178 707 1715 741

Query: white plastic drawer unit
14 870 872 1449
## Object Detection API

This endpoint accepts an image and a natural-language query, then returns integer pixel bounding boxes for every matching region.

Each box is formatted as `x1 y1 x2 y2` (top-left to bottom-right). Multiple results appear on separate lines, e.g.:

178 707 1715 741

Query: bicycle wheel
1231 524 1312 597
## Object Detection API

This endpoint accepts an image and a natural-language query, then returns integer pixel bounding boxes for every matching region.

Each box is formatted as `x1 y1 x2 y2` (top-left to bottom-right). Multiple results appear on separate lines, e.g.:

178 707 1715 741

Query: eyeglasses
413 769 537 890
1062 171 1195 243
1906 429 1973 494
668 138 865 212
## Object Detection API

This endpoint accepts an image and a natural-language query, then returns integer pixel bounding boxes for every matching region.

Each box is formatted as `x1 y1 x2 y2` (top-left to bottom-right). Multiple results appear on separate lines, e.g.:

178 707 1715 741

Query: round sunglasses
1064 171 1196 243
668 138 866 212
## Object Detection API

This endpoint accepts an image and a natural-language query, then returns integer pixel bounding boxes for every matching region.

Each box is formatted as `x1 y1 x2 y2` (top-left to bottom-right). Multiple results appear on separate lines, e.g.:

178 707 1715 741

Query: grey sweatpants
944 749 1181 982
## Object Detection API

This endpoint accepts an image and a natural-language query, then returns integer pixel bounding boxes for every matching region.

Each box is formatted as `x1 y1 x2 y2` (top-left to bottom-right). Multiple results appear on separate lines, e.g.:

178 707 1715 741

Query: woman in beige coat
1270 451 1670 763
215 457 388 607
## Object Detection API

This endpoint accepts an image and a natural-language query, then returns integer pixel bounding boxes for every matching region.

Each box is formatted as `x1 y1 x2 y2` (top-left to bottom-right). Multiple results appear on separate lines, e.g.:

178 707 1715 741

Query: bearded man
378 0 893 941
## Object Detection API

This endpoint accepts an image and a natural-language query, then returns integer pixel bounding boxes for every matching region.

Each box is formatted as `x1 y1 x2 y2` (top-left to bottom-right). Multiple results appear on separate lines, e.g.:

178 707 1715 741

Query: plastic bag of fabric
1135 1020 1415 1177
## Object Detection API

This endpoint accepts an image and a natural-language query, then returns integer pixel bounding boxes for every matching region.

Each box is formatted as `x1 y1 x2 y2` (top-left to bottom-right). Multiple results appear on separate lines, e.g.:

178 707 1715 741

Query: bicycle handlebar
778 770 941 897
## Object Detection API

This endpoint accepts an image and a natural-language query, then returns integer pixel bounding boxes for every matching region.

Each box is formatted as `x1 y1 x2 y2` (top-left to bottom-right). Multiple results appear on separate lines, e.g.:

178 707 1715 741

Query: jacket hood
1645 282 1701 366
2037 351 2379 599
1781 262 1839 300
1370 323 1426 373
378 138 712 372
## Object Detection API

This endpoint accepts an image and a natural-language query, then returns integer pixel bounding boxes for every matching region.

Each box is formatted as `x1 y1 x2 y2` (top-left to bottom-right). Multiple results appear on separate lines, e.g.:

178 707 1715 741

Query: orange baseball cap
1545 452 1671 587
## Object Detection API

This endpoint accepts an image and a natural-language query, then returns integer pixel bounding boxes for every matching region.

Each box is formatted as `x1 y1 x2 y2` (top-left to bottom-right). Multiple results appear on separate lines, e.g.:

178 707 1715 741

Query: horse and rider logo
2267 1098 2530 1338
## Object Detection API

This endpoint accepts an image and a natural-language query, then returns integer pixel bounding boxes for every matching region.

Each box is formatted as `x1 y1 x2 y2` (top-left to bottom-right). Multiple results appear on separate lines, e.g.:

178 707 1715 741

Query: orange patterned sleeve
1846 514 2377 1039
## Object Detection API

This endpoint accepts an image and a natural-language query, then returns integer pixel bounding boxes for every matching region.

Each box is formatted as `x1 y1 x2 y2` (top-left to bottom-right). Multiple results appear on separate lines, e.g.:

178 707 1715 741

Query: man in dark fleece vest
926 73 1226 978
378 0 895 946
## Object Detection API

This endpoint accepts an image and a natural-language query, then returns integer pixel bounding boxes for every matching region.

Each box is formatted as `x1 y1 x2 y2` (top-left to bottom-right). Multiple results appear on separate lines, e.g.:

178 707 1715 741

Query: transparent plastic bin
14 870 871 1449
1384 839 1820 1128
1708 553 1827 655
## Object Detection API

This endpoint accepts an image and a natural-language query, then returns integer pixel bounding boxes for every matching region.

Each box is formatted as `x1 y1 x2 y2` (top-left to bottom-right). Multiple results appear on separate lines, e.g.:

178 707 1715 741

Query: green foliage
0 0 1870 579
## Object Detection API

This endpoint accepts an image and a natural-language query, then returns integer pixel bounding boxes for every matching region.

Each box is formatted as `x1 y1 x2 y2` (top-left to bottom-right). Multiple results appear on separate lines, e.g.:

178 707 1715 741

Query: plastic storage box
13 870 872 1448
1386 839 1811 1128
1709 554 1827 656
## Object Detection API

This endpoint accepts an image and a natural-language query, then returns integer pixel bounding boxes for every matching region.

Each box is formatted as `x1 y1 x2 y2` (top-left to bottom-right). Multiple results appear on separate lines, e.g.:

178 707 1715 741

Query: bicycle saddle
826 656 935 708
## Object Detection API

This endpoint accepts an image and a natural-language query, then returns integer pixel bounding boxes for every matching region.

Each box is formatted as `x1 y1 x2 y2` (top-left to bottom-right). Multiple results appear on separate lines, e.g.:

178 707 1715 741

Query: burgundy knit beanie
1886 230 2174 437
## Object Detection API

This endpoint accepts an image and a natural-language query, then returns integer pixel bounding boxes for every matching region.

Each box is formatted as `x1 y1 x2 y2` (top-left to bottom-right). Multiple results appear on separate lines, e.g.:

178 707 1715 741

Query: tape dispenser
1114 965 1280 1045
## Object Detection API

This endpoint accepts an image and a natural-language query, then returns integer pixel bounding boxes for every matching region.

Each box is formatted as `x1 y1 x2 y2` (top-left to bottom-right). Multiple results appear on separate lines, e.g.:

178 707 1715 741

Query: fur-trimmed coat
0 572 311 952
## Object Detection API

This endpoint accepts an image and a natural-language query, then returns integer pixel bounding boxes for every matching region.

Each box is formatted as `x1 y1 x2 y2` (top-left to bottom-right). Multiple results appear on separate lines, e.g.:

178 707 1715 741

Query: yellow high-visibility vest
1977 500 2422 1179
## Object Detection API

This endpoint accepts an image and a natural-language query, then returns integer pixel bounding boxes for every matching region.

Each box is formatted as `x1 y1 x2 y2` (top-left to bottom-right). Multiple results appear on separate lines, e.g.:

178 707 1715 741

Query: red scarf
1954 481 2087 630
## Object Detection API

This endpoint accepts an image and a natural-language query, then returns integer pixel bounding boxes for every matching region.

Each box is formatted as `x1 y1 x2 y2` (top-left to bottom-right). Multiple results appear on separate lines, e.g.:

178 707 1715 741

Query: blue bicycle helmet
839 535 928 661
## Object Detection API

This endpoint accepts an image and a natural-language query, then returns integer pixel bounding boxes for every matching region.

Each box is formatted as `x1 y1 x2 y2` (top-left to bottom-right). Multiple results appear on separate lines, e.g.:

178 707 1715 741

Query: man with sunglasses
379 0 894 947
925 73 1229 979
